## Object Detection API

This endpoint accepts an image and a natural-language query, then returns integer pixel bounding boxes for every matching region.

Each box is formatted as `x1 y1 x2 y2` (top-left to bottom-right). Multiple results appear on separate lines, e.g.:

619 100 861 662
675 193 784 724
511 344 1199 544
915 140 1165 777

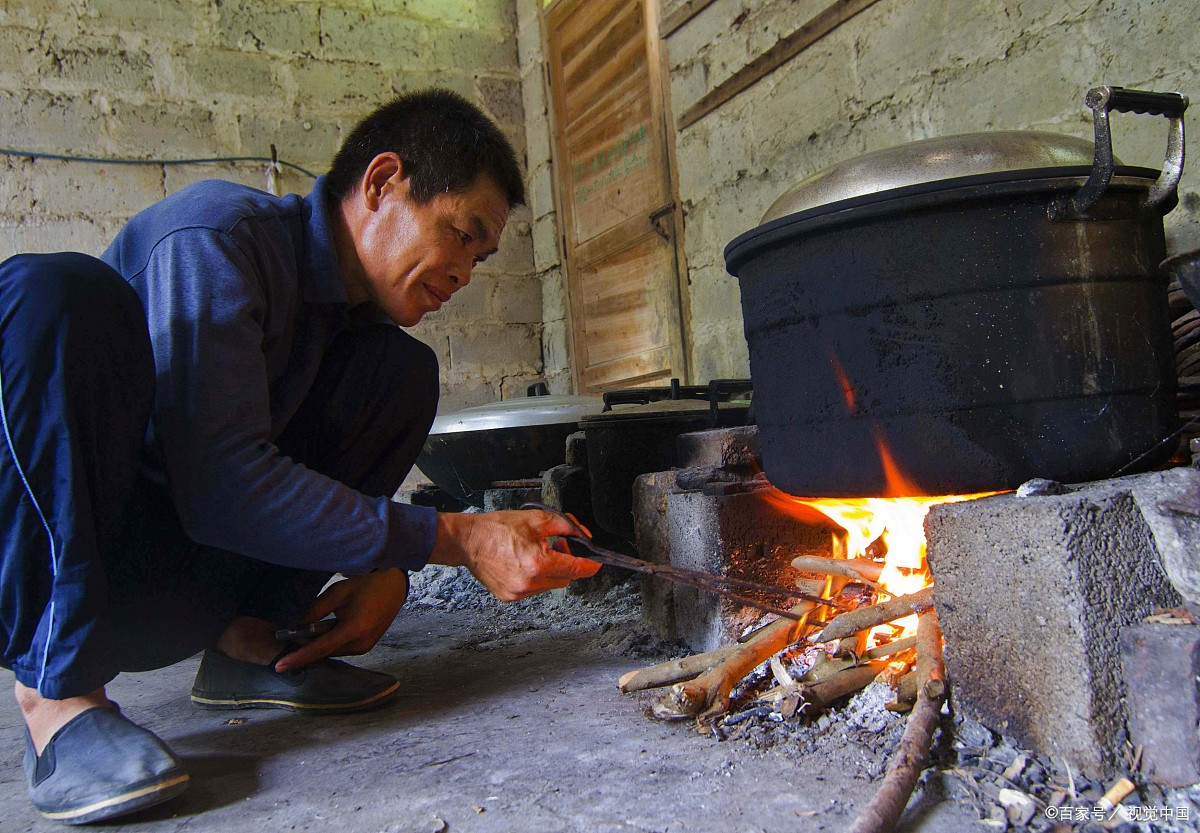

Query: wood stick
863 636 918 661
618 643 742 693
810 587 936 644
848 678 948 833
791 555 885 583
885 670 918 713
889 611 944 712
654 602 815 720
802 660 890 709
913 609 945 694
758 659 889 709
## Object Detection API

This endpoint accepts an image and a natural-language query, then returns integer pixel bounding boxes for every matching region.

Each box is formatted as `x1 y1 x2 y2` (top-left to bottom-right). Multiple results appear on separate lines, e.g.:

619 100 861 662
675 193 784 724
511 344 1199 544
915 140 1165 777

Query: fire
761 434 995 647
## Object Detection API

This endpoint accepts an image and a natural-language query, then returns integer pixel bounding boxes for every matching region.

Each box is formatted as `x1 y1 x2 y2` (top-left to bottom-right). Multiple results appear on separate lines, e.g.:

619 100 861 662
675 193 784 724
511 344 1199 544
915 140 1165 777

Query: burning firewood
885 611 941 712
809 587 935 644
617 643 743 693
757 659 891 716
848 607 948 833
650 602 815 721
790 555 886 590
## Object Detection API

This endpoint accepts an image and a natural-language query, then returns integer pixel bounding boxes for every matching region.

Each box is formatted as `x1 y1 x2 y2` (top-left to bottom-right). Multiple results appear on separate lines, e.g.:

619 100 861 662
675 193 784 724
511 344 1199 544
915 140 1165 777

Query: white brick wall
0 0 541 412
665 0 1200 380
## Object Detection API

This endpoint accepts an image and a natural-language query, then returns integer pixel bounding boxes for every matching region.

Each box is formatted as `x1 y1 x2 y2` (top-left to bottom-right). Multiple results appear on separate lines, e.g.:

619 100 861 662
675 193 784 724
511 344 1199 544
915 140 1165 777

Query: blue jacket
102 176 436 575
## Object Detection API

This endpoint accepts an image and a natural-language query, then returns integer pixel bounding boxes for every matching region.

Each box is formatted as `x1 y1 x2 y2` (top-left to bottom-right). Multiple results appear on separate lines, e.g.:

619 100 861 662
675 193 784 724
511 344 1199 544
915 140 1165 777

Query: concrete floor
0 592 992 833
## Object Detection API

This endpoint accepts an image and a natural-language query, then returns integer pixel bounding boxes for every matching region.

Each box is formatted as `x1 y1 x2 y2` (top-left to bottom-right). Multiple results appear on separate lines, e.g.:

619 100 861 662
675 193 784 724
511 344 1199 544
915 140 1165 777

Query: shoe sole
189 680 402 714
37 772 190 825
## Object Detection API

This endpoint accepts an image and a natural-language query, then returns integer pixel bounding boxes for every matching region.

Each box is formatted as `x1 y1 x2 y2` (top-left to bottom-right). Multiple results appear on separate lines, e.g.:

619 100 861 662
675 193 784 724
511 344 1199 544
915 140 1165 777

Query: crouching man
0 89 599 825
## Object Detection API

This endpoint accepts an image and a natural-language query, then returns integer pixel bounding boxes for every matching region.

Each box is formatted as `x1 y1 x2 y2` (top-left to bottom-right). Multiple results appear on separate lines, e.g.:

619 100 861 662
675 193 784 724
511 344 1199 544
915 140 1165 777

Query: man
0 89 599 825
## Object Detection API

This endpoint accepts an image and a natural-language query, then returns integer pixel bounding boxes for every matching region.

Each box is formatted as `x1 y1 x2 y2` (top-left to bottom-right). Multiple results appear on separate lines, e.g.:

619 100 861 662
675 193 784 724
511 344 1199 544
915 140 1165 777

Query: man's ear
360 152 405 211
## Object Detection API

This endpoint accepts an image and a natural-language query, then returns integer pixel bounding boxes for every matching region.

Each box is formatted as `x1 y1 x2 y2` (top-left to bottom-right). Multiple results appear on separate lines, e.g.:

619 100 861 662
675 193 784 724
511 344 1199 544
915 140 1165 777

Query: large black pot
724 86 1189 497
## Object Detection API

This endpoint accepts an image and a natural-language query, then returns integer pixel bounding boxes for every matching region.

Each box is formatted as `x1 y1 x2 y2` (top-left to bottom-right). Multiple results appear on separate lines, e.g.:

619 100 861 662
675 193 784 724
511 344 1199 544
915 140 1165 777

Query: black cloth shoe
24 705 189 825
190 649 401 714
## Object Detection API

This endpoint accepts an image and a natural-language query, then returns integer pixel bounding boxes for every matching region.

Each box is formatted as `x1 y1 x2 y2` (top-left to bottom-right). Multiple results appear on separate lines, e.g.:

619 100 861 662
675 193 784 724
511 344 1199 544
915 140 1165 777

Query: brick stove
609 424 1200 785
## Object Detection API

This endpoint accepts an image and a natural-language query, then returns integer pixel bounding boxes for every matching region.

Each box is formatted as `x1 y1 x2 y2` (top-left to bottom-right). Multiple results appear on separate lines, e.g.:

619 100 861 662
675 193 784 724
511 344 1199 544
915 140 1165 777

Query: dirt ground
0 572 999 833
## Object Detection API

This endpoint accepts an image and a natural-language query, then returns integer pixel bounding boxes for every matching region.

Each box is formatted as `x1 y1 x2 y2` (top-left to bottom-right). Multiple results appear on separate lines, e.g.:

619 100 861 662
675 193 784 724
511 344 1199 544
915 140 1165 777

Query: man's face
354 168 509 327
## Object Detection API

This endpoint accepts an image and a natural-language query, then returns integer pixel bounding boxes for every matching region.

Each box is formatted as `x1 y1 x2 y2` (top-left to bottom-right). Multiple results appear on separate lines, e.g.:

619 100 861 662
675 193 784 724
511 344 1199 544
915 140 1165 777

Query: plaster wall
0 0 539 411
663 0 1200 381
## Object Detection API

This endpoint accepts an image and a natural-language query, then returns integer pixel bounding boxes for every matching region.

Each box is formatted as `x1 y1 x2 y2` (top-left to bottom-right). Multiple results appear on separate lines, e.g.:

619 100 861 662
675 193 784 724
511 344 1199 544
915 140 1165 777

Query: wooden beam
660 0 719 38
677 0 884 131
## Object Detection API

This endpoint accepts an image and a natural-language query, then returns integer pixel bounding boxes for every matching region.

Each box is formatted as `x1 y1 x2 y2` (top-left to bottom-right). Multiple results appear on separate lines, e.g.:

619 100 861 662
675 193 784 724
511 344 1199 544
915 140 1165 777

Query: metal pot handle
1050 85 1189 220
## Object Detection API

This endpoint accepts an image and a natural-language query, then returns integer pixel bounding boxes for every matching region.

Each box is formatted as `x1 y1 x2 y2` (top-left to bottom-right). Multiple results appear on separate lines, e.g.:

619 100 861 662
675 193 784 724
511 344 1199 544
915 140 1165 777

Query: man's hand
429 509 600 601
275 568 408 672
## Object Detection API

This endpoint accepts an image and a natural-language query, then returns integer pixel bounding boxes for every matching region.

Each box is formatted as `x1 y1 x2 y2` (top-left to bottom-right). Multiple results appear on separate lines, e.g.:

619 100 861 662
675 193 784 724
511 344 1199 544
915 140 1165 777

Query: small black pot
580 389 751 540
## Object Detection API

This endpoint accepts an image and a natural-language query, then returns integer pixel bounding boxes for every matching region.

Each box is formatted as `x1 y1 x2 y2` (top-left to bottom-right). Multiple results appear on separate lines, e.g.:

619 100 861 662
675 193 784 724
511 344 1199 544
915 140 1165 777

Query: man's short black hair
326 88 526 208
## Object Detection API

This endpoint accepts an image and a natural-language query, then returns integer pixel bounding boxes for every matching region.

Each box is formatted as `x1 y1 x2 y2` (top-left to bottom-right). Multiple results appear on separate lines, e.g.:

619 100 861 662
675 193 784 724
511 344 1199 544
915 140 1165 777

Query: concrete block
400 0 477 29
41 161 165 218
421 28 517 75
85 0 198 43
1120 623 1200 787
473 0 517 32
531 212 560 271
516 17 541 73
665 487 835 652
424 276 489 322
540 266 565 322
542 319 569 377
449 323 541 372
0 90 107 154
319 8 427 66
40 38 156 96
107 99 223 158
474 220 533 276
633 470 680 641
927 483 1183 778
0 216 110 259
390 70 477 100
0 24 41 83
1124 467 1200 605
235 111 342 171
176 47 277 98
676 426 761 470
288 58 387 111
528 165 555 222
490 272 541 324
477 75 523 127
218 0 320 56
435 376 499 413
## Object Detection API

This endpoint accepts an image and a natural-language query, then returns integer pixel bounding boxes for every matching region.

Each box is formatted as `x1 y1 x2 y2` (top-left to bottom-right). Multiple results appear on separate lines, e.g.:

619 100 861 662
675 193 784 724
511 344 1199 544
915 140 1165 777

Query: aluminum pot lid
430 394 604 434
579 398 749 425
760 131 1119 224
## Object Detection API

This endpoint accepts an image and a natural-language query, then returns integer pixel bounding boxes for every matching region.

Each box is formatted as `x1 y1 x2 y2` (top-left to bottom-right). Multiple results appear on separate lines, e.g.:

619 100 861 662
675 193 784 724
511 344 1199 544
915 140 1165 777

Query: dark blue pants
0 253 438 699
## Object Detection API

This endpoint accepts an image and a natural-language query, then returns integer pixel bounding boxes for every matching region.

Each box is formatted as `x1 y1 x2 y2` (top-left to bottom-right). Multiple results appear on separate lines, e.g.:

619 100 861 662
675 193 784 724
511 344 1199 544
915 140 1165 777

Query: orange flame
763 434 996 646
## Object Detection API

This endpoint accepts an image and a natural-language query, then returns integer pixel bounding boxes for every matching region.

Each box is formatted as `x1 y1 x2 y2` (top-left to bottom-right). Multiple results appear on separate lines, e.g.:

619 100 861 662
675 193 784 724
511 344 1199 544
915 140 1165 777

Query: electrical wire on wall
0 144 318 196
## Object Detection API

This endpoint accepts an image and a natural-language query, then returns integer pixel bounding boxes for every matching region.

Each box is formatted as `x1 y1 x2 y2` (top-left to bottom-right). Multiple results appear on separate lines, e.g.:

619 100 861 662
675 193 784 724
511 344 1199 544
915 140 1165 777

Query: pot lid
430 394 604 434
579 398 750 426
760 131 1118 224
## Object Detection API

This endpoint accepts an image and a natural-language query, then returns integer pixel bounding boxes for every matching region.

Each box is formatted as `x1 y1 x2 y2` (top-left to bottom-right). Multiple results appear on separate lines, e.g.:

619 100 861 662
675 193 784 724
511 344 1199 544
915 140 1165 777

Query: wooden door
545 0 689 392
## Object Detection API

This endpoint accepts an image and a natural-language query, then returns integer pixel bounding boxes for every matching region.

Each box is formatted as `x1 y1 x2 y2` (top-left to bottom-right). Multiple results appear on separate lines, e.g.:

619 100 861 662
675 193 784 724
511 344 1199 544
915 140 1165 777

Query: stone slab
1121 622 1200 787
927 481 1184 778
